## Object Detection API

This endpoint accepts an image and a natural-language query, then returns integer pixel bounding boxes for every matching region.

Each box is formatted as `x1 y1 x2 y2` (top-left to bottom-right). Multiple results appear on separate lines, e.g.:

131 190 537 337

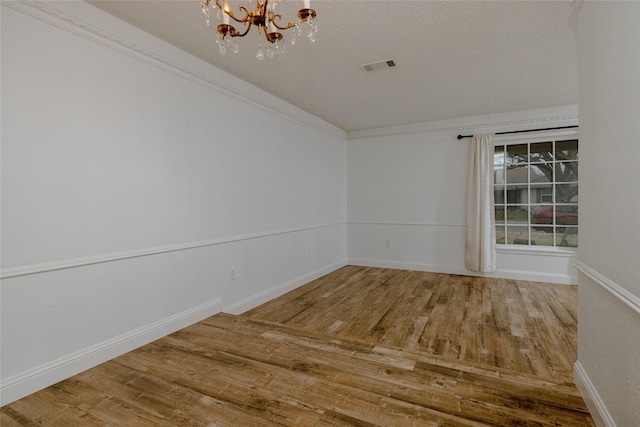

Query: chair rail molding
1 222 346 280
575 260 640 315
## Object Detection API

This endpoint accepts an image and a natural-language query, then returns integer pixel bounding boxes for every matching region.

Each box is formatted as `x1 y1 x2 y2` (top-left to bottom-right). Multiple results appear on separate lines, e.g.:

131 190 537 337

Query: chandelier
200 0 318 60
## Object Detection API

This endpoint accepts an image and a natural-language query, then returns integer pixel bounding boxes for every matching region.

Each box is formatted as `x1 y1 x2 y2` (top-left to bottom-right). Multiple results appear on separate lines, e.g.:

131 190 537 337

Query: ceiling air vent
360 59 397 72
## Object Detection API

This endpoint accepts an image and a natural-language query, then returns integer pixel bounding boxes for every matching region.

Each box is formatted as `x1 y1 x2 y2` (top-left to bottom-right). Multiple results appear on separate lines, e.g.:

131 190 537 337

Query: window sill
496 244 578 257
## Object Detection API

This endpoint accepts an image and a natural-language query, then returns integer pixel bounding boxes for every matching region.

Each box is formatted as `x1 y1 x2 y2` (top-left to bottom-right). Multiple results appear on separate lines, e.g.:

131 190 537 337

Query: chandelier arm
232 22 253 38
215 1 250 24
270 14 296 31
204 1 317 57
228 5 251 24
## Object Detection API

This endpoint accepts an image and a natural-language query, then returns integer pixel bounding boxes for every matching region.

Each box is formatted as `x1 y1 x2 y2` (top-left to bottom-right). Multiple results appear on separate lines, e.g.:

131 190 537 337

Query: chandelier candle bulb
200 0 316 59
223 2 230 25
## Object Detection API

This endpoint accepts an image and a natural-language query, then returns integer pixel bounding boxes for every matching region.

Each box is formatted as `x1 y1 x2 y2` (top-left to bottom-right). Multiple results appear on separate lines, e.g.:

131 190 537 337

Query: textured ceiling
89 0 580 132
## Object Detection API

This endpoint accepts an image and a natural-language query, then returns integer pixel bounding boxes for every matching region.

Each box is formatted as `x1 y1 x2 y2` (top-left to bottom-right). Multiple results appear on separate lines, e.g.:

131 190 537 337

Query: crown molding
347 105 578 141
2 0 346 142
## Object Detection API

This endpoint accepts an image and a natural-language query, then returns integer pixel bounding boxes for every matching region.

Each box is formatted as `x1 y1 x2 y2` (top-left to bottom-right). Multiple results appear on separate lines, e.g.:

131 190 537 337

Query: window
494 137 578 247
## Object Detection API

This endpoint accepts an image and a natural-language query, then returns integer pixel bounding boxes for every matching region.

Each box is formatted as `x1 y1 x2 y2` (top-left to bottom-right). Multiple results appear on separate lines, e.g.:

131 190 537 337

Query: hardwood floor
244 266 579 383
1 266 593 426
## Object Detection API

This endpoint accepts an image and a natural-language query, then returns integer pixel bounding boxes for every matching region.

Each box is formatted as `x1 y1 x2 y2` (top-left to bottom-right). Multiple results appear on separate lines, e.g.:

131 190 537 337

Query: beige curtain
465 134 497 272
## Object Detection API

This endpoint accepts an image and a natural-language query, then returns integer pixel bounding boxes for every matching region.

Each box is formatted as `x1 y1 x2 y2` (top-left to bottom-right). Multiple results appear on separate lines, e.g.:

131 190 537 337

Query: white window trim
494 128 579 252
494 128 578 144
496 244 577 257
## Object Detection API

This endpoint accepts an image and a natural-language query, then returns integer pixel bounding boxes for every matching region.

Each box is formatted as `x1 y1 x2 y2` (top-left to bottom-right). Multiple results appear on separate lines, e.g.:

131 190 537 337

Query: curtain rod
456 125 578 140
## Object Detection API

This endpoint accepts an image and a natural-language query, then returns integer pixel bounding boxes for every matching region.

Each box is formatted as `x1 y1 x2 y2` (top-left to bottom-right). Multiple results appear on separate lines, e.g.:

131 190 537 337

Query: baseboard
223 260 348 314
0 298 222 406
574 361 616 427
348 258 574 284
492 267 575 284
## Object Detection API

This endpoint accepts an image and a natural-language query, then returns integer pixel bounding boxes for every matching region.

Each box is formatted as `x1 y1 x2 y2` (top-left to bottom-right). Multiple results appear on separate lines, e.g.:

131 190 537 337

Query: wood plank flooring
1 266 593 426
244 266 579 382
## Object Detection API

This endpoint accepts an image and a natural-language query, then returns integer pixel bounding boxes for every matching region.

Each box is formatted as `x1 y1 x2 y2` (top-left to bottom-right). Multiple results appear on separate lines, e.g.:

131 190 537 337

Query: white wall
574 2 640 426
348 107 579 284
0 1 347 405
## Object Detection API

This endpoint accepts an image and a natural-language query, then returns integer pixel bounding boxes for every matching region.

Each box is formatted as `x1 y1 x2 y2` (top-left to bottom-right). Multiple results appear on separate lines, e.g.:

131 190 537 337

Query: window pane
494 146 505 165
495 205 505 224
531 226 554 246
507 226 529 245
556 140 578 161
506 185 527 204
494 166 505 184
494 186 505 204
495 138 578 248
506 206 528 224
556 162 578 182
556 227 578 247
530 184 553 204
530 164 553 183
506 165 528 183
531 205 553 225
530 142 553 162
556 205 578 225
556 183 578 203
506 144 528 164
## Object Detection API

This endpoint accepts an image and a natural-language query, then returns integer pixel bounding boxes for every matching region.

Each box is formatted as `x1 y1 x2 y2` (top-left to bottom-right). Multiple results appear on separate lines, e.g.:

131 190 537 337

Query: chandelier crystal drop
200 0 317 60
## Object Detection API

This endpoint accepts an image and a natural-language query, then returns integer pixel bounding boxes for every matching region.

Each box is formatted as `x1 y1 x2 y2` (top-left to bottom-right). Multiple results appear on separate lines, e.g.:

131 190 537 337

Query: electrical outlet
307 248 312 256
385 240 392 248
229 269 236 281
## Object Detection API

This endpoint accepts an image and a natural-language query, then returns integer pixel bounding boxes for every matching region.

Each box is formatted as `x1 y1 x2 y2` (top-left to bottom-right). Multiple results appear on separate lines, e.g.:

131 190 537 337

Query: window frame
493 129 579 252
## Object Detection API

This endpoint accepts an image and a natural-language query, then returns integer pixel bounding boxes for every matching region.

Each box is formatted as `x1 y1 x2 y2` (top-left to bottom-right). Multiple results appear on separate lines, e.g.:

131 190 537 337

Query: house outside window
494 134 578 248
